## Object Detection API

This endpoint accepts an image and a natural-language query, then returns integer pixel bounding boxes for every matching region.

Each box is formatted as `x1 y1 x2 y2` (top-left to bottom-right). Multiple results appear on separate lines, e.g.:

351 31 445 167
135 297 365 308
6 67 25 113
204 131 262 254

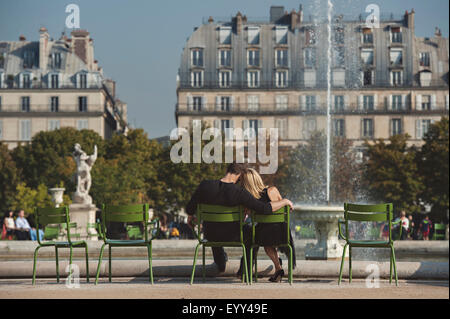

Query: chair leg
32 245 41 285
202 245 206 283
390 244 398 286
95 243 107 285
190 243 201 285
338 243 348 285
389 246 393 284
84 243 89 283
254 249 258 283
68 245 73 283
241 244 249 285
249 246 253 285
288 244 293 285
349 246 352 284
147 242 153 284
108 245 112 282
55 246 60 283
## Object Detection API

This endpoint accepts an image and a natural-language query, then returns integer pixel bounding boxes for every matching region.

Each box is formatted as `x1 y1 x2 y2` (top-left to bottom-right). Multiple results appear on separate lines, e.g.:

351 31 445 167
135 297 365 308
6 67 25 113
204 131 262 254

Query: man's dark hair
226 163 247 175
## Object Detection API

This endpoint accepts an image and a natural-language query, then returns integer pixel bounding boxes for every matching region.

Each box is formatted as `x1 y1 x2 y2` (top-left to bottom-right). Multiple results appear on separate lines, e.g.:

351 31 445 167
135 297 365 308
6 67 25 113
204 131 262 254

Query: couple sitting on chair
186 163 296 282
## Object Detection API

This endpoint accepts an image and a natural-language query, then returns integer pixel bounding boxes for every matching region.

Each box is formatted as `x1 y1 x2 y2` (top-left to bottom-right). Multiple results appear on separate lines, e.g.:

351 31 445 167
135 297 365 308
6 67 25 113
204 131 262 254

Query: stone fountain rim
293 204 344 213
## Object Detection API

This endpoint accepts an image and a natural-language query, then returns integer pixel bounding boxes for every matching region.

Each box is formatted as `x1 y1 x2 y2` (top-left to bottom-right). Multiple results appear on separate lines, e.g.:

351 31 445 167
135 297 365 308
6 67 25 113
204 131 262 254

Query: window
193 96 203 111
248 26 260 44
77 119 89 130
50 96 59 112
219 49 231 67
306 95 316 111
305 28 316 45
416 119 432 139
303 118 317 138
275 118 287 139
419 52 430 67
23 50 35 68
275 49 288 67
361 49 373 65
363 95 374 111
78 73 87 89
304 48 316 67
21 97 30 112
333 47 345 67
362 119 374 137
334 95 344 111
391 71 403 86
247 49 260 67
363 70 374 86
390 49 403 65
421 95 431 110
221 119 231 131
334 28 344 44
275 70 288 88
334 119 345 137
48 119 60 131
247 71 260 88
191 49 204 67
276 95 288 110
21 73 31 88
78 96 87 112
50 74 59 89
19 119 31 141
275 26 288 44
248 95 259 111
391 27 402 43
249 119 260 134
220 96 231 111
51 52 62 69
0 96 2 111
391 95 403 110
391 119 402 135
362 28 373 44
219 70 231 88
191 71 203 87
219 27 232 44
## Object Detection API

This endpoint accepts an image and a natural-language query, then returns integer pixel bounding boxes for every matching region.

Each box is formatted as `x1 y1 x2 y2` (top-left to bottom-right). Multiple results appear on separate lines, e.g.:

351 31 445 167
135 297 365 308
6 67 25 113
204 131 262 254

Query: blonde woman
240 168 296 282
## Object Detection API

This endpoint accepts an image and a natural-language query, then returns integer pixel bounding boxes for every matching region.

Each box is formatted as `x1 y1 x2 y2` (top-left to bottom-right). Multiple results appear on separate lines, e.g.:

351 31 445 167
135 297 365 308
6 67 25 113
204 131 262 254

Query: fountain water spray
326 0 333 204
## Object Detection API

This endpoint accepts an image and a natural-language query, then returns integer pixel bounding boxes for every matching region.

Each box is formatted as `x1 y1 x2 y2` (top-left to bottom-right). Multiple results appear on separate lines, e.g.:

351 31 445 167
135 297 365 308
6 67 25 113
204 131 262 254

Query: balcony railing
0 104 103 113
0 80 103 90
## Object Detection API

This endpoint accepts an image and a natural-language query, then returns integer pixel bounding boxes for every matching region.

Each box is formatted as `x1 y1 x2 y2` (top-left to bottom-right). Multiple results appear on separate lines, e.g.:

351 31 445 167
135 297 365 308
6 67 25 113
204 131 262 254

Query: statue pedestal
68 203 98 241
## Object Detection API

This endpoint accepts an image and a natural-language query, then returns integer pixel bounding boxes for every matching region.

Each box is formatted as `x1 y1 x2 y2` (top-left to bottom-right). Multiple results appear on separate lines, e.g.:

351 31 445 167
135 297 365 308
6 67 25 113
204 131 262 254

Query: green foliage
9 183 53 215
363 134 424 215
417 117 449 222
0 143 20 213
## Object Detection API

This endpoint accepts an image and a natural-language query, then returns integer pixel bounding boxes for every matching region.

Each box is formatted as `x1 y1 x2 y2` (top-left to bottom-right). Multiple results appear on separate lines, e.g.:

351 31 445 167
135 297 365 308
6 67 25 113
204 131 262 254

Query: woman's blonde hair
241 168 267 199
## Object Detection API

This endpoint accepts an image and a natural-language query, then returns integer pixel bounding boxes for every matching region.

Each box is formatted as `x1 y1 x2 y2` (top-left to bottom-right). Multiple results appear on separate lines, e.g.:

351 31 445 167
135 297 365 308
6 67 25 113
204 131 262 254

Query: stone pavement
0 277 448 299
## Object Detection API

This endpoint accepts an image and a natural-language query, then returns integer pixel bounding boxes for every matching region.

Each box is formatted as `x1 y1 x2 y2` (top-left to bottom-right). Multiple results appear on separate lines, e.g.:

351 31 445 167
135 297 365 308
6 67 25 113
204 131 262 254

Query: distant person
399 210 409 240
380 222 390 241
15 210 43 241
420 215 433 240
169 226 180 240
2 211 16 240
407 215 415 240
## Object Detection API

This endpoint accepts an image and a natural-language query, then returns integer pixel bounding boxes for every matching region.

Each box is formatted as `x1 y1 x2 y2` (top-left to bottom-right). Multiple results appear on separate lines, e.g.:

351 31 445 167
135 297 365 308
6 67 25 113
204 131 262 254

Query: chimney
290 9 298 30
298 4 303 25
270 6 285 23
39 27 49 70
406 8 415 30
208 16 214 24
70 29 94 69
234 12 243 34
19 35 26 41
435 27 442 37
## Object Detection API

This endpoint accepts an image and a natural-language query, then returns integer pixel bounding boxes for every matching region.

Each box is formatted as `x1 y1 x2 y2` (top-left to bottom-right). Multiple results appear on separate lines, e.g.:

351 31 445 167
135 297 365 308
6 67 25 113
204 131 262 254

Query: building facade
0 28 128 149
175 6 449 149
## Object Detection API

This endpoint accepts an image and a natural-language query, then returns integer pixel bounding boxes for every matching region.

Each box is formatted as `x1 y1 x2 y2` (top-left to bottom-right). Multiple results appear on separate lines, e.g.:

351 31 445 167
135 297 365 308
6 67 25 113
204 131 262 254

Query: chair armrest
391 220 402 241
338 219 348 241
149 218 160 240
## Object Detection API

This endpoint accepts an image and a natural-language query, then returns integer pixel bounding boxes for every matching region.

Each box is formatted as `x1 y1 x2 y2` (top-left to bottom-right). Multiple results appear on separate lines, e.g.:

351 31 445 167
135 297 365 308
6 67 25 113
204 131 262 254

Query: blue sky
1 0 448 138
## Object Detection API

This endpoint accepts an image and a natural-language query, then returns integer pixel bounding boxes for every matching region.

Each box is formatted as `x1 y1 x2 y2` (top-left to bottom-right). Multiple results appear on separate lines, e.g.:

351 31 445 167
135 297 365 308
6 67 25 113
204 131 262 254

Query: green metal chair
190 204 249 285
338 203 401 286
32 206 89 285
126 225 143 240
87 222 100 240
43 225 60 241
60 222 81 240
94 204 159 284
249 205 293 285
432 223 446 240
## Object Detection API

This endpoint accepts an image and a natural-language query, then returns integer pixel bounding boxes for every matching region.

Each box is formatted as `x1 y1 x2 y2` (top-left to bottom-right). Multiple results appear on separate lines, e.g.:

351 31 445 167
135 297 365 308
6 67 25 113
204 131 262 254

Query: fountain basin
293 205 347 260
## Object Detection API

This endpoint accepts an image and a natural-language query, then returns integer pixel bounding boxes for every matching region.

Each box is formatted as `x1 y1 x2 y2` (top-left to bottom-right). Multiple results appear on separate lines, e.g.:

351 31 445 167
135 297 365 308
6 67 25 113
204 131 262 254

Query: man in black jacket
186 163 293 272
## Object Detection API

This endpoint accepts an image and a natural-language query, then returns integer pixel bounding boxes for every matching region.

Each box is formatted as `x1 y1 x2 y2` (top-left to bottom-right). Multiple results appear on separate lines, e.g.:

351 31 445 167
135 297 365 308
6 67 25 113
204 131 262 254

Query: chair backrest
196 204 244 242
101 204 149 241
251 205 290 245
35 206 70 244
433 223 446 239
344 203 394 241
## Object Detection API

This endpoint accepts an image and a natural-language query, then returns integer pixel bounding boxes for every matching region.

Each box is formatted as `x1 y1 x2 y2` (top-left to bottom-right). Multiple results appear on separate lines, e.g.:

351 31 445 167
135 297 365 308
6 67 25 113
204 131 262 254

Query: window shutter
360 119 364 138
230 96 235 111
230 119 234 129
416 94 422 110
215 96 221 111
316 95 321 109
202 96 207 110
415 119 422 139
390 72 393 86
446 95 449 110
401 94 407 110
187 95 193 111
300 95 306 111
373 94 378 110
214 119 220 129
431 94 437 110
344 95 348 110
358 95 363 110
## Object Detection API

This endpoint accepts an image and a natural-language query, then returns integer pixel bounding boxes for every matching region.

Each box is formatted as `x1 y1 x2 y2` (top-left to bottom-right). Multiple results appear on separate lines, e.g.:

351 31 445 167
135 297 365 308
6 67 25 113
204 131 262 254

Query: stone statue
72 143 97 204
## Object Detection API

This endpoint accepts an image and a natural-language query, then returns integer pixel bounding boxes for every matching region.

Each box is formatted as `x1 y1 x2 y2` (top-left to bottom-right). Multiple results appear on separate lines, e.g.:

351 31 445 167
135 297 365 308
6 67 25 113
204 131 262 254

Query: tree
9 183 53 215
363 134 423 215
418 117 449 222
0 142 20 213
